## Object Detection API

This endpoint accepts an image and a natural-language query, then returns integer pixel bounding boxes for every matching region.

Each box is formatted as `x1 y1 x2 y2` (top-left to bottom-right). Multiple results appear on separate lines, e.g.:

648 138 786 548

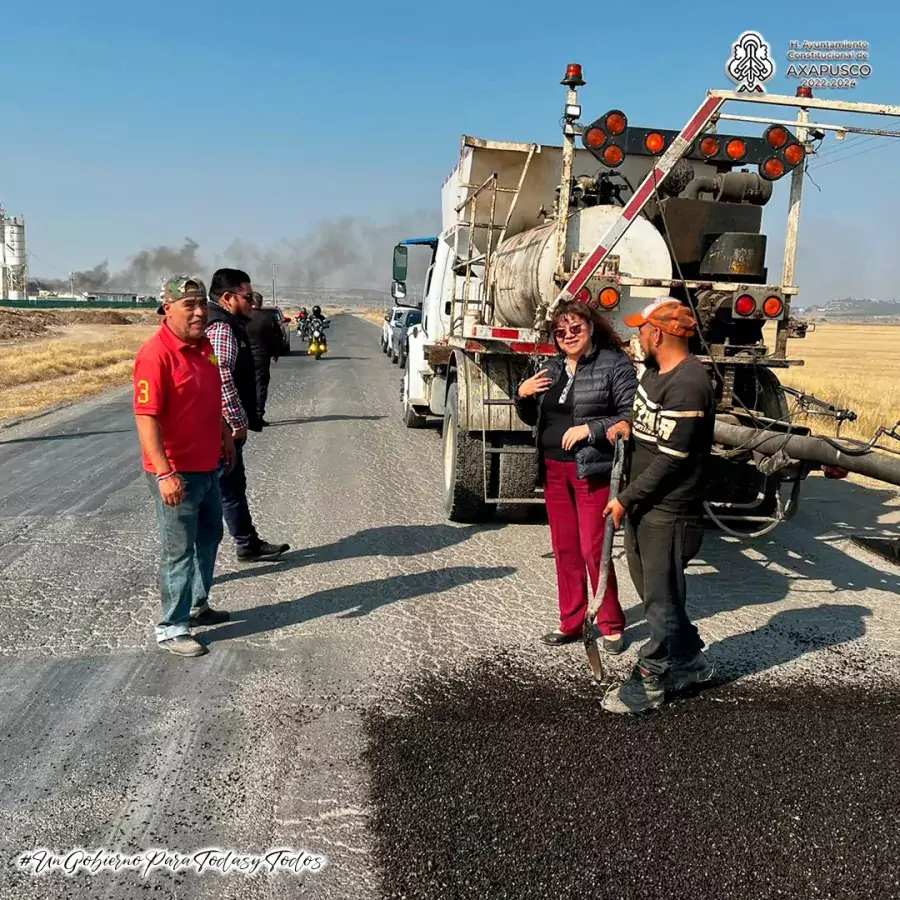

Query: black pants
254 358 271 420
218 437 260 553
624 509 705 676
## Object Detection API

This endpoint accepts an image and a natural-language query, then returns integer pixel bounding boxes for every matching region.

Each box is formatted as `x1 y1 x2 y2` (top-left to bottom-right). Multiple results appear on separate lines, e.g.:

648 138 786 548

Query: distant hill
795 297 900 322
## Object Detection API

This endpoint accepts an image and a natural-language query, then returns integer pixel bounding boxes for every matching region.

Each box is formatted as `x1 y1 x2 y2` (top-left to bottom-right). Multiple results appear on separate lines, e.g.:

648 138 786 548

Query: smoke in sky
29 212 440 299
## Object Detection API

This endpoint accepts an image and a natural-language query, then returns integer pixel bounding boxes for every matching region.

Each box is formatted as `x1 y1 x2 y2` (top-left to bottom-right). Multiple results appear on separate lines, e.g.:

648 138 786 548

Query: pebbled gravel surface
0 314 898 899
366 657 900 900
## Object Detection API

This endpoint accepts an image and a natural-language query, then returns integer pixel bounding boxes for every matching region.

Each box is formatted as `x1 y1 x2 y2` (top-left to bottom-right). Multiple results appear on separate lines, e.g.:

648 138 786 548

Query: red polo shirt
133 322 223 473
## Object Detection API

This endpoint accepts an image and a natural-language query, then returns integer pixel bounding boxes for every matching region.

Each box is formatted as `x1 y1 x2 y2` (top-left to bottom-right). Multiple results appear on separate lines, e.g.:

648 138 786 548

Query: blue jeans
218 437 260 552
147 471 224 642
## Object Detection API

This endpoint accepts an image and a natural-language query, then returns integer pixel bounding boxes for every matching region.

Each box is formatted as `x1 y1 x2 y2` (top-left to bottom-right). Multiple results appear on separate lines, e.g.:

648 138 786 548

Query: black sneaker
237 541 290 563
602 634 625 655
190 607 230 627
666 652 715 693
602 665 665 714
158 635 208 658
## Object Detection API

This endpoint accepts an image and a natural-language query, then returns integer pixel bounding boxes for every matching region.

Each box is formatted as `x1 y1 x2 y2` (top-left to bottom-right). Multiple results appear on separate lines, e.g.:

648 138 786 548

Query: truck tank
488 205 673 334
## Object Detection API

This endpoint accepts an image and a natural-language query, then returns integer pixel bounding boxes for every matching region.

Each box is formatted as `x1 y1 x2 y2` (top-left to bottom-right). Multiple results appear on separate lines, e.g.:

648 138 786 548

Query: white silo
2 216 27 300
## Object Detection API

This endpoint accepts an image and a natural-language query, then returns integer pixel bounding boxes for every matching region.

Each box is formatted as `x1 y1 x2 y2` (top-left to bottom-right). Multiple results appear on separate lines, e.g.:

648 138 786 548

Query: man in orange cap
601 297 716 713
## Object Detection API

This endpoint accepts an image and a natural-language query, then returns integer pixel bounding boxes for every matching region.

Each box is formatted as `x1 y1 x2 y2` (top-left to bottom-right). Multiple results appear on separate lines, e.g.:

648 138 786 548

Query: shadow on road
0 429 132 445
265 415 386 427
621 518 889 683
705 603 872 687
215 523 504 584
205 565 516 643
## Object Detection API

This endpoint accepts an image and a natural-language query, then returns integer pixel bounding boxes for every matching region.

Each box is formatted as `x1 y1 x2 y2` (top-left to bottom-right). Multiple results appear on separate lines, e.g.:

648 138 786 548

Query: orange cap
622 296 697 338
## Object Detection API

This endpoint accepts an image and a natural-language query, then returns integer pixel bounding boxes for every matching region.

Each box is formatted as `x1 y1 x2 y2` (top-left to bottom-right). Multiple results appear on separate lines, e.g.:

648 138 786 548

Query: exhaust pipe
714 419 900 487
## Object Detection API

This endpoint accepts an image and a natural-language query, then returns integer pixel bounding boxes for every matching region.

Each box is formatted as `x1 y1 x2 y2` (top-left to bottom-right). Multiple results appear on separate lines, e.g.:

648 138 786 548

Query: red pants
544 458 626 637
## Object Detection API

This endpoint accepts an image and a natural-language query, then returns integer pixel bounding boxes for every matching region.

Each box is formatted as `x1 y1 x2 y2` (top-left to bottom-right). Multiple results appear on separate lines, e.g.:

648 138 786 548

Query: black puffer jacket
206 301 262 433
514 343 637 482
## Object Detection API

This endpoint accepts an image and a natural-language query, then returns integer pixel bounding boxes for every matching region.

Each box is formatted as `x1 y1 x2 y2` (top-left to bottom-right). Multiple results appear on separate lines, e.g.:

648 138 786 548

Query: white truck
394 64 900 539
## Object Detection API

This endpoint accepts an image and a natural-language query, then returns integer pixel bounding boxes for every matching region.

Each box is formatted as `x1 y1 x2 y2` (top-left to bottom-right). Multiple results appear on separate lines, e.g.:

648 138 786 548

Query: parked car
381 306 417 355
266 306 292 355
389 308 422 367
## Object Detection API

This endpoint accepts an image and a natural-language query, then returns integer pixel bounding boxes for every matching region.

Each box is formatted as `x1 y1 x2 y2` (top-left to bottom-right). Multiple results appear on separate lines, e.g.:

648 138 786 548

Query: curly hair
552 300 625 351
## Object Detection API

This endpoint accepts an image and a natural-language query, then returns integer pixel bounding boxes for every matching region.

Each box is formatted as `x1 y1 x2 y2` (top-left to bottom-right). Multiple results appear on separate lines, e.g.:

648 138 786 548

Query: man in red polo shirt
134 275 236 658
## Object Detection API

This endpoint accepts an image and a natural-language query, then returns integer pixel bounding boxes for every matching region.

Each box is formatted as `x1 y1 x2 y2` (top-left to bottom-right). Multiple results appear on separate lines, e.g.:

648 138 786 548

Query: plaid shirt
205 320 249 431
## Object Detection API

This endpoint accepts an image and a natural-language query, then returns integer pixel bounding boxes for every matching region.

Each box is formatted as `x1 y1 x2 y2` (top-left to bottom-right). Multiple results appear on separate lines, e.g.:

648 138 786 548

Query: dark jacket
246 308 282 363
514 342 637 481
206 301 262 433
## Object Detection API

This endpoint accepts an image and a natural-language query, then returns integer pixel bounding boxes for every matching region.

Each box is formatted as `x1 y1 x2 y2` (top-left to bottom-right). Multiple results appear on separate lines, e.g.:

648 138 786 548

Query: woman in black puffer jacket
514 300 637 650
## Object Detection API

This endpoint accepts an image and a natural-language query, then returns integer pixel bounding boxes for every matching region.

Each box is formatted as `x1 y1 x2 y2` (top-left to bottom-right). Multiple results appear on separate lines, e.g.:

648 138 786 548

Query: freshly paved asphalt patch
365 656 900 900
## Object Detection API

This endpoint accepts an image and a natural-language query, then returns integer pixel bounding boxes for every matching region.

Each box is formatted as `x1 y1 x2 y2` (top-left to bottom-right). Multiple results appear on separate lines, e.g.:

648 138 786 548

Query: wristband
157 471 179 482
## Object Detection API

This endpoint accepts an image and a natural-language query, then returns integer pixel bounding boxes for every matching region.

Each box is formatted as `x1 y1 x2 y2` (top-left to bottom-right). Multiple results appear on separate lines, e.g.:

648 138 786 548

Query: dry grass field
0 310 157 422
780 323 900 442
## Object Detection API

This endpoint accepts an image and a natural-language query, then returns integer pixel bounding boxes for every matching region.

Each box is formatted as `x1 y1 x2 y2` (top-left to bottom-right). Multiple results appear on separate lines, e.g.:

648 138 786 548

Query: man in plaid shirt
206 268 290 563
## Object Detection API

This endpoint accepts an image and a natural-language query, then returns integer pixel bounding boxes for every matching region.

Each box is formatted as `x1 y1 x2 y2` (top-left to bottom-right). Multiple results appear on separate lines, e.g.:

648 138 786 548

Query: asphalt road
1 314 899 899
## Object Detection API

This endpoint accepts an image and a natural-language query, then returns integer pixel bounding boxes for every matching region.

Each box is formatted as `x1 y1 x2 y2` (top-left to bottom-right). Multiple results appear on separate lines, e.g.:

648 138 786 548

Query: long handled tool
583 434 627 683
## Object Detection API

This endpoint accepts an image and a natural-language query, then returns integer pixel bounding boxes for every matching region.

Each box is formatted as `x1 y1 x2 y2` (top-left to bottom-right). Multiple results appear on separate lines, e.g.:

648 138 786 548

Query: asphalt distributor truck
392 64 900 549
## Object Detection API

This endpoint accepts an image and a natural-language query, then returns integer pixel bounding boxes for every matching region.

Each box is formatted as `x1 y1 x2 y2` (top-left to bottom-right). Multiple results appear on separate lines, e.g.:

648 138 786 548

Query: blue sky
3 1 899 300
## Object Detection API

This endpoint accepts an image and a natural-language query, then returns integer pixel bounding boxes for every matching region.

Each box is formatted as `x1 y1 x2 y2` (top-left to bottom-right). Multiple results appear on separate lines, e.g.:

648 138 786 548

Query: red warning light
562 64 586 87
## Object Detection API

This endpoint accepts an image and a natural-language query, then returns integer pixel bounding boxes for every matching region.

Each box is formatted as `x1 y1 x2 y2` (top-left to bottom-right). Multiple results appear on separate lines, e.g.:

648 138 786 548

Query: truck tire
496 442 539 501
442 383 493 522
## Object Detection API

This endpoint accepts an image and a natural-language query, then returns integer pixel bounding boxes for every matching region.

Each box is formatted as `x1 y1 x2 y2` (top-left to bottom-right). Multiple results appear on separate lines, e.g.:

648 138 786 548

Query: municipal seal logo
726 31 776 93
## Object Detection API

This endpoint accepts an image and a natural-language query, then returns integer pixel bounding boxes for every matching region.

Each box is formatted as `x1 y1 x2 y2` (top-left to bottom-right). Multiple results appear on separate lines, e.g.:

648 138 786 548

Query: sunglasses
554 322 585 340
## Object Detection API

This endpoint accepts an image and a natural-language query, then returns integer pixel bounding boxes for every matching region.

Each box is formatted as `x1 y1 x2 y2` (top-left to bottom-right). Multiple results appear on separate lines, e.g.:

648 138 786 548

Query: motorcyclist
309 305 328 351
296 307 311 340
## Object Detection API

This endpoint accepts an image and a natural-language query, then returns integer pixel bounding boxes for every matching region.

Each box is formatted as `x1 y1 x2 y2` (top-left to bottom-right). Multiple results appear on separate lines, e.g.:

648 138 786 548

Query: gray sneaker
666 652 714 692
159 635 209 658
602 666 665 714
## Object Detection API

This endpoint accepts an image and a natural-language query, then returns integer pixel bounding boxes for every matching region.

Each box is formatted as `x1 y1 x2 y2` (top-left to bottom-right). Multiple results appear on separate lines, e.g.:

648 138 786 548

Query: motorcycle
307 318 329 360
297 317 311 342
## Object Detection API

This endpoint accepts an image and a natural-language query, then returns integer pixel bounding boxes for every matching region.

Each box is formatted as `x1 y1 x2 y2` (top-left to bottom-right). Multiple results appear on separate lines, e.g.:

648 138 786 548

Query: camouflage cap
157 275 208 314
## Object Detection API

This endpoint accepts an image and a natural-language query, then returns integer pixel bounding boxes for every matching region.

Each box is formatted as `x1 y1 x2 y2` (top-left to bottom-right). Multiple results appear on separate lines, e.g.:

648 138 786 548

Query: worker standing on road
133 276 236 658
514 300 636 651
245 291 282 427
206 268 290 563
601 297 716 714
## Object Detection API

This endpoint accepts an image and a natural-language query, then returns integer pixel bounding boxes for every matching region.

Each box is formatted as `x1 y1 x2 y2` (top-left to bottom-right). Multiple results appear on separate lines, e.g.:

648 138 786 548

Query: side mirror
392 244 409 282
391 280 407 302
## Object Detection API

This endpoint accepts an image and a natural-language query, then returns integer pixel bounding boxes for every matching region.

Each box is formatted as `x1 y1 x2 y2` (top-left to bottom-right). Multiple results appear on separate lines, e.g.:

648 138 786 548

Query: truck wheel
391 348 399 365
398 349 407 369
442 383 493 523
496 441 539 501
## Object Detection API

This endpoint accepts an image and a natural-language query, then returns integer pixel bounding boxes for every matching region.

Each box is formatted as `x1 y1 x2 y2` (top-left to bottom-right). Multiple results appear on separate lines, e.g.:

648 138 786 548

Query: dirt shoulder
0 307 158 424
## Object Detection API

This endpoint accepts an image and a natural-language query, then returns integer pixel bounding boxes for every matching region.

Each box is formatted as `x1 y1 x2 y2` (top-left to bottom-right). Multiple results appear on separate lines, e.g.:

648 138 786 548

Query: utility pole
272 264 279 306
70 271 75 299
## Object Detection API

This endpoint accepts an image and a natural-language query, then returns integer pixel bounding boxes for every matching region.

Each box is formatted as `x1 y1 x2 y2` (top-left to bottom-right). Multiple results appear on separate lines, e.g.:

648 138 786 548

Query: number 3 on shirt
136 379 150 405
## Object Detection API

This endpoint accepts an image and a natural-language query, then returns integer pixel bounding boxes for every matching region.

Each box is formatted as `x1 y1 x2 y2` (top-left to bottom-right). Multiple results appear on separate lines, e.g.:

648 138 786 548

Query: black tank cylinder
700 232 767 279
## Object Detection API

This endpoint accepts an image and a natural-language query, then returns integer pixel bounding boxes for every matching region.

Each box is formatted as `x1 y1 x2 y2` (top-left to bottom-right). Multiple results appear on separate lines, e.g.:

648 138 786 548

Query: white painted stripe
658 445 689 458
636 384 661 409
